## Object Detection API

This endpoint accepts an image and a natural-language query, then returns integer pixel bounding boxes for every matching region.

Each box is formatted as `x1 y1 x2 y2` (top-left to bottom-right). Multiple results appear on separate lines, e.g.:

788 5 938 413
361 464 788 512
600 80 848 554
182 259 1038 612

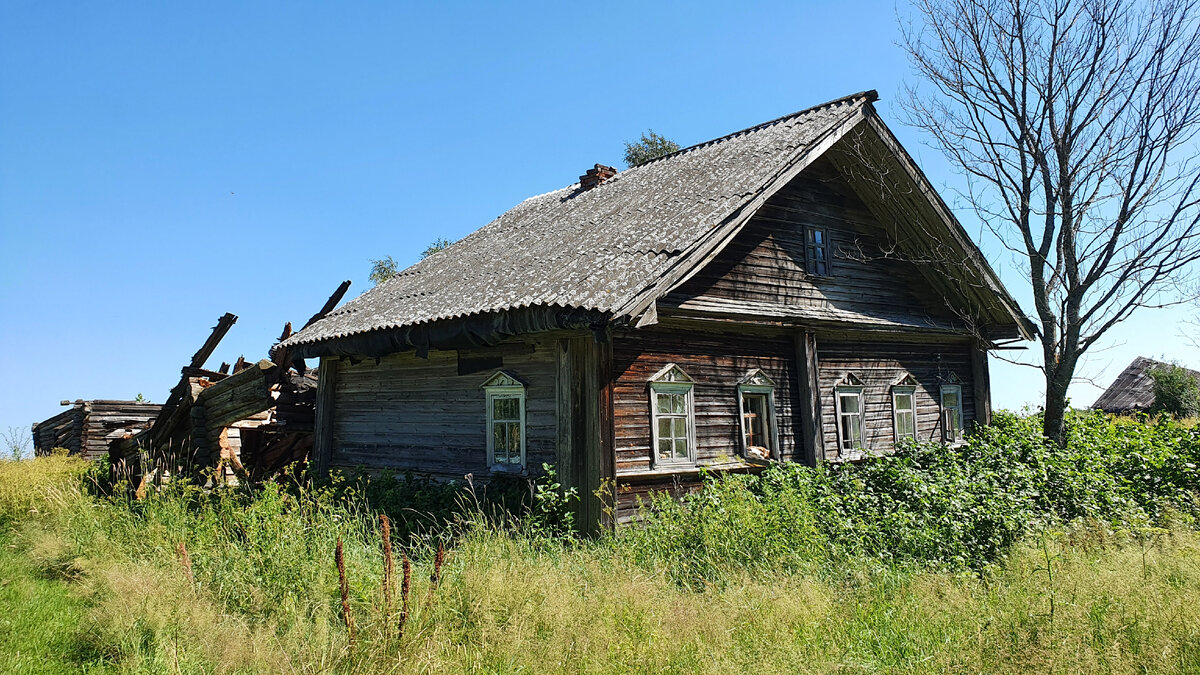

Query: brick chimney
579 163 618 190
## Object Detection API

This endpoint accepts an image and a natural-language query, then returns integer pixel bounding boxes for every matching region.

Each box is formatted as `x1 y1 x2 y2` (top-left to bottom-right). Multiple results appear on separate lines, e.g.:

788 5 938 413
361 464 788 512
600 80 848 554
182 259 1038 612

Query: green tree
1148 362 1200 418
369 256 399 286
902 0 1200 445
421 238 454 259
623 130 680 167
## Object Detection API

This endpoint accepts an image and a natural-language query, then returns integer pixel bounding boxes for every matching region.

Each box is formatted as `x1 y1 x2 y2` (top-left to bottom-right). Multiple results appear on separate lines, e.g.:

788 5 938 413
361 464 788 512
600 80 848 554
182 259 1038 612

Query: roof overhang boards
614 100 873 330
823 109 1033 341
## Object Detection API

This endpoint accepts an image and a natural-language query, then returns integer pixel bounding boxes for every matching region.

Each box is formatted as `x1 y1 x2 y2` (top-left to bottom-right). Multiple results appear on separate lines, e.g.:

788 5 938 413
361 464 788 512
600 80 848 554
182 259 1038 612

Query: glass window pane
493 423 506 459
507 422 521 454
672 393 686 414
674 438 688 458
658 438 673 459
895 393 913 410
493 397 518 420
673 416 687 438
655 393 670 414
840 393 859 413
657 417 673 440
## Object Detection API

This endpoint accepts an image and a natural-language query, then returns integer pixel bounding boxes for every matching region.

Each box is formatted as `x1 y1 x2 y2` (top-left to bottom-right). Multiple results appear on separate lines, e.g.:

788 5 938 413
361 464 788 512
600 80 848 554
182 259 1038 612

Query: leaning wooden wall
816 338 975 461
326 335 559 480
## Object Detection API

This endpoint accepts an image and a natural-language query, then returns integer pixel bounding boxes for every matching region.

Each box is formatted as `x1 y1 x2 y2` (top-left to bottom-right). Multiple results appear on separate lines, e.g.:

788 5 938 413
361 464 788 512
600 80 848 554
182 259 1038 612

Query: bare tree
902 0 1200 444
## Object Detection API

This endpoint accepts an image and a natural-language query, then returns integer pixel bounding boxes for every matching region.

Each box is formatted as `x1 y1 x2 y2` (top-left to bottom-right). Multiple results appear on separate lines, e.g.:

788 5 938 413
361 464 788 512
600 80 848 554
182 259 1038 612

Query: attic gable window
648 364 696 467
805 226 831 276
834 373 865 455
481 371 526 470
737 369 778 461
892 375 918 443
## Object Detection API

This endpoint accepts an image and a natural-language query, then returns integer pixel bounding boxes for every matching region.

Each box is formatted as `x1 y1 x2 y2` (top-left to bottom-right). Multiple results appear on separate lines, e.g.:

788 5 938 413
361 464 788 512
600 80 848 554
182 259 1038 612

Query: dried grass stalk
336 536 356 646
380 514 394 620
176 541 194 588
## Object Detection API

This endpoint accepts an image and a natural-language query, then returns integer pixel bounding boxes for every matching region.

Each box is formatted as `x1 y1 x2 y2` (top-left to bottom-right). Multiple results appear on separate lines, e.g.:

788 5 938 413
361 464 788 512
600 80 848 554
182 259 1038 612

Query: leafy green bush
1148 362 1200 418
621 410 1200 586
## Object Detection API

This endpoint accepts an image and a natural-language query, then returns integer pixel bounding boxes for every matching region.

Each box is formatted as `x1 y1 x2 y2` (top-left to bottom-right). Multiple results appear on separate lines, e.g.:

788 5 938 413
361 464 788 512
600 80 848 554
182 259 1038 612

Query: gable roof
1091 356 1200 413
283 91 1027 356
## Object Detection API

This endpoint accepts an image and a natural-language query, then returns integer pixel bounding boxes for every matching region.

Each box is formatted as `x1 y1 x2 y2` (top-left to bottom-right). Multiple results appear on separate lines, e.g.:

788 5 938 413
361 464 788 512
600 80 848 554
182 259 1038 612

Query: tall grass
0 410 1197 673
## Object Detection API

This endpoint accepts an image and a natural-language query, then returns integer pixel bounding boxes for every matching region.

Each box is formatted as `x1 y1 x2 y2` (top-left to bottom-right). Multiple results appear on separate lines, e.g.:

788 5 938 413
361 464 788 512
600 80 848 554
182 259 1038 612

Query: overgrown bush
1149 362 1200 418
621 410 1200 586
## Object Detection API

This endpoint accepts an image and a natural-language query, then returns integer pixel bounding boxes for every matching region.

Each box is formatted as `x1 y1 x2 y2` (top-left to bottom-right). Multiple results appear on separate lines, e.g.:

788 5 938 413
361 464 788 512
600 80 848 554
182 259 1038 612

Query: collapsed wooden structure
109 282 349 485
33 400 162 461
1092 356 1200 414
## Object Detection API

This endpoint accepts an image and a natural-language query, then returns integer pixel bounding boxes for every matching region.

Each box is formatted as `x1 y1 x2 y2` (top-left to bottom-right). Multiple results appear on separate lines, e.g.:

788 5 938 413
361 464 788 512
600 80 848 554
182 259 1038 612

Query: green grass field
1 412 1198 673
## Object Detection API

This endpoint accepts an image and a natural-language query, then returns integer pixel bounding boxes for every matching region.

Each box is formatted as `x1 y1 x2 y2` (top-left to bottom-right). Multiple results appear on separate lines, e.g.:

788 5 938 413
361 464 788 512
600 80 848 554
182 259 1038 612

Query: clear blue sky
2 1 1196 443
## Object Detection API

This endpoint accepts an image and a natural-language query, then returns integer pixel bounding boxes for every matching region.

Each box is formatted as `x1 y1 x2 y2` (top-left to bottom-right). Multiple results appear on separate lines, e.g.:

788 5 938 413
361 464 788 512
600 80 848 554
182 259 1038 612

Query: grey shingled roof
283 91 877 349
1092 356 1200 413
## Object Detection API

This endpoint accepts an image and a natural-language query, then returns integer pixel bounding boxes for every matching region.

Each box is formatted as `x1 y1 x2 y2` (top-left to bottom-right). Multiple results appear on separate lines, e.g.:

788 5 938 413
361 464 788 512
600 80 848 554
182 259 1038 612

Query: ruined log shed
33 400 162 461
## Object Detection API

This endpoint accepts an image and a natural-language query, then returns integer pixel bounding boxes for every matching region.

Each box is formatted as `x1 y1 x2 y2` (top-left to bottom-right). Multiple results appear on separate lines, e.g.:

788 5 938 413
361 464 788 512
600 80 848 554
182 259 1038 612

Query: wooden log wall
327 335 559 480
33 401 161 461
816 338 976 461
610 324 799 522
662 157 958 330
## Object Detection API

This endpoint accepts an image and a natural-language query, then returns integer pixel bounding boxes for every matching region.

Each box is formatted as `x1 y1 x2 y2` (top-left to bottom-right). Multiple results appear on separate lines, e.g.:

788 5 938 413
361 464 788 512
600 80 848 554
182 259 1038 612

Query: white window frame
940 383 964 444
891 385 917 444
737 369 778 461
481 371 526 471
648 364 696 468
834 373 866 456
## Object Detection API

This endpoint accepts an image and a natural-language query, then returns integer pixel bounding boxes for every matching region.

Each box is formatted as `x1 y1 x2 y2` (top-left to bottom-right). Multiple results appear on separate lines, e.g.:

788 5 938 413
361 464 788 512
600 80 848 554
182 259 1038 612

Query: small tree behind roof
623 130 681 168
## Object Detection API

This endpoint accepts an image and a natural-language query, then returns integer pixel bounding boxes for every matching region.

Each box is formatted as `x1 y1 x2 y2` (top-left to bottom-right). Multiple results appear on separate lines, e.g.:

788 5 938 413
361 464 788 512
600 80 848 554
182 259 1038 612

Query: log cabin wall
610 323 800 521
662 157 957 329
816 338 976 461
326 334 560 480
33 401 161 461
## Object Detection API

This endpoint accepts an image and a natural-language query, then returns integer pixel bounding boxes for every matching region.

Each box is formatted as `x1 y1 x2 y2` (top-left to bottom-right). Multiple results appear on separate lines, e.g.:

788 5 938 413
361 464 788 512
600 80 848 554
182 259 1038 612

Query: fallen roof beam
189 313 238 369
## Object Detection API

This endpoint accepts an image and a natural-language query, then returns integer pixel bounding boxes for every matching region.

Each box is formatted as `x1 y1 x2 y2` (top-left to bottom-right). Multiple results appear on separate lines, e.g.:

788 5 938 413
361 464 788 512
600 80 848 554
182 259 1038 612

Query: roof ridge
622 89 879 171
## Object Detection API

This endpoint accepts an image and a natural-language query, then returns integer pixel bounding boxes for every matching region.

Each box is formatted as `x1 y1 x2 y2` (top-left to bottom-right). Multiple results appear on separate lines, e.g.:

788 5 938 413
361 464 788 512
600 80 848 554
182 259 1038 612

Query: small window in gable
834 373 866 456
892 374 918 444
648 364 696 467
805 226 831 276
481 371 526 470
737 369 778 461
940 377 964 444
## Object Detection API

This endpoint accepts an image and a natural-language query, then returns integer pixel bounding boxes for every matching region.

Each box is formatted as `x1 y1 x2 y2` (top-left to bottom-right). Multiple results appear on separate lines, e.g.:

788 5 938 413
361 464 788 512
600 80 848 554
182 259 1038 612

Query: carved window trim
482 371 526 471
737 369 778 461
940 383 964 444
834 373 865 456
648 364 696 468
891 374 919 444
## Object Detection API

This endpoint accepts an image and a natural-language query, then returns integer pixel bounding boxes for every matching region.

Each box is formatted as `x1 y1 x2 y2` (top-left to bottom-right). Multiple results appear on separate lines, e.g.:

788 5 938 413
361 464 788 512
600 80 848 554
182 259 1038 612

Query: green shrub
1148 362 1200 418
622 409 1200 587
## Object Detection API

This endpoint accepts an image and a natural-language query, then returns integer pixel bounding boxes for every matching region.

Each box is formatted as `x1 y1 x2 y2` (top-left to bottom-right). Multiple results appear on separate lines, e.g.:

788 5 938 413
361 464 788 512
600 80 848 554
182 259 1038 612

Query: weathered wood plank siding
328 336 558 479
663 158 955 328
816 339 976 460
610 324 798 521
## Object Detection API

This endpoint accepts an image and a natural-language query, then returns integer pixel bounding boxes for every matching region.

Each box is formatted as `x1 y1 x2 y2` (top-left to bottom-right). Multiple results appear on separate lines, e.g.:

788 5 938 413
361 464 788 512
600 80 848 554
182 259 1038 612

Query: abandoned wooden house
33 399 162 461
278 90 1031 525
1092 356 1200 414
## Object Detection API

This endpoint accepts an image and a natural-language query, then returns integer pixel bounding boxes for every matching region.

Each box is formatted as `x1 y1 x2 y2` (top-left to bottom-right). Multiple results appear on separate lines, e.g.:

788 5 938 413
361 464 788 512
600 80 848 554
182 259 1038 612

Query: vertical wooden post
312 356 339 474
970 344 992 427
795 330 823 465
554 338 579 524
